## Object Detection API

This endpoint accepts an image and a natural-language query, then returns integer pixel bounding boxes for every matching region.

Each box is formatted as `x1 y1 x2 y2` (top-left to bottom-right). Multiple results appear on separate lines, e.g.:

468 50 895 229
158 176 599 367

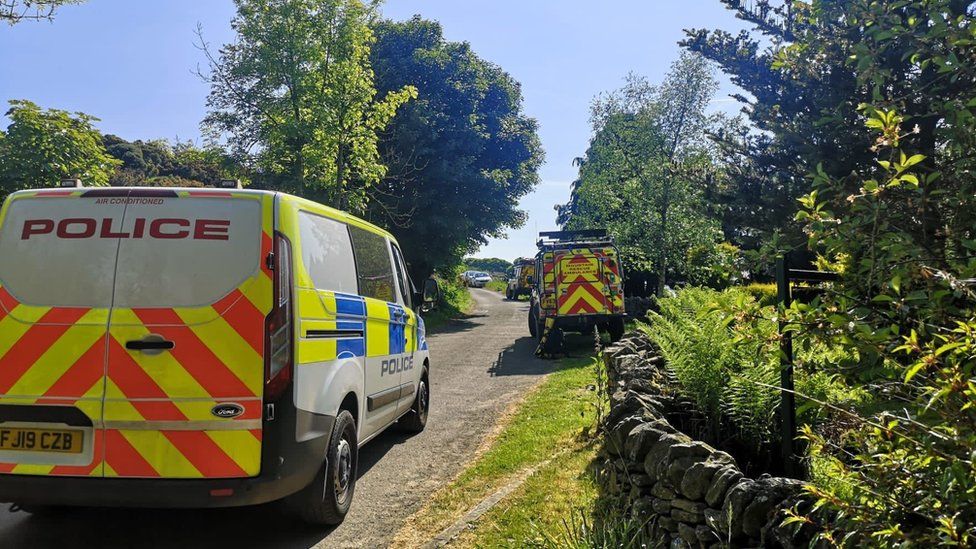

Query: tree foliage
0 0 82 24
558 53 731 293
103 135 240 187
199 0 415 213
689 0 976 544
463 257 512 274
0 100 120 195
367 16 543 280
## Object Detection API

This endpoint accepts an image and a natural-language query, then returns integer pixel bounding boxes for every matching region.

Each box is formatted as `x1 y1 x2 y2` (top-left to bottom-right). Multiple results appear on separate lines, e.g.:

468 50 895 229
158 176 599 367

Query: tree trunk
335 139 347 211
658 202 668 296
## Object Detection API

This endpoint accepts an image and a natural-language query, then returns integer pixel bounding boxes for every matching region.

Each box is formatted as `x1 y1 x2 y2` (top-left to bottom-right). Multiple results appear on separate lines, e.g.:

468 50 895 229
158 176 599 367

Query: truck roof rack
536 229 615 250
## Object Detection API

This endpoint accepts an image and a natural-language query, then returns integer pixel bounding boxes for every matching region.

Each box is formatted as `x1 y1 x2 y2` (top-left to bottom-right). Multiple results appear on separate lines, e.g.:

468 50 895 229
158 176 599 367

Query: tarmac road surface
0 288 550 548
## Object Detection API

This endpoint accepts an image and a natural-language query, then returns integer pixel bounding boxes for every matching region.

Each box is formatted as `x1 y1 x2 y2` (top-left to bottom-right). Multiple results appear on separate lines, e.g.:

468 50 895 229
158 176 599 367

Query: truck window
297 211 358 294
348 226 396 302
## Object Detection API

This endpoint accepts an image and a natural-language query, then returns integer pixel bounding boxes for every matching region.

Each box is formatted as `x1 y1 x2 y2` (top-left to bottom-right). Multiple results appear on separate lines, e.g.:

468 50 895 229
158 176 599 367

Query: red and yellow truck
528 230 626 344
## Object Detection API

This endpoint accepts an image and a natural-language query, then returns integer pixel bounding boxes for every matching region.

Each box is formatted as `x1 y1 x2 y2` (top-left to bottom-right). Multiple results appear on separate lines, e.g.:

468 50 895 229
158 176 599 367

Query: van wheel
528 309 538 338
288 410 358 526
607 317 625 343
399 369 429 433
14 504 65 517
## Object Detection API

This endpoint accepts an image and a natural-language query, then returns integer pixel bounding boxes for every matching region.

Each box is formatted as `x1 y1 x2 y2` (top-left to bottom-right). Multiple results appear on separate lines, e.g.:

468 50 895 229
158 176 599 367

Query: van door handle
125 335 175 354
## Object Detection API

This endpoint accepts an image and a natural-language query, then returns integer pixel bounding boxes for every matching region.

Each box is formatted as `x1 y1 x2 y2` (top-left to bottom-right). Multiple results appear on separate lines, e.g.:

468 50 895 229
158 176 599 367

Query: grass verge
391 352 600 548
484 280 507 293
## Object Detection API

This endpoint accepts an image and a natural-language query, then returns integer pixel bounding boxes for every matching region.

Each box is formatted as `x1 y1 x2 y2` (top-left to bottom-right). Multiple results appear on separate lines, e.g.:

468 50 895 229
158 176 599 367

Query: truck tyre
528 308 538 338
288 410 358 526
399 367 429 433
607 317 625 343
505 288 513 300
13 504 65 517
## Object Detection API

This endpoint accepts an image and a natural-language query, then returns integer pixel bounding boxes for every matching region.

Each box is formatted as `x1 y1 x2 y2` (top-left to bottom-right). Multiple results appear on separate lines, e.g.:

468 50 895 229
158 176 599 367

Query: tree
463 257 512 274
558 53 728 294
1 0 83 24
688 0 976 543
0 100 120 195
102 135 241 187
199 0 415 213
366 17 543 280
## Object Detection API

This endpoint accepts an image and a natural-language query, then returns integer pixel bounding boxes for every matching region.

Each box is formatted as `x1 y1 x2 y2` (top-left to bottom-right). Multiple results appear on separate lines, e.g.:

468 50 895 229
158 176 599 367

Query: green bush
644 287 779 445
644 287 865 453
741 282 777 307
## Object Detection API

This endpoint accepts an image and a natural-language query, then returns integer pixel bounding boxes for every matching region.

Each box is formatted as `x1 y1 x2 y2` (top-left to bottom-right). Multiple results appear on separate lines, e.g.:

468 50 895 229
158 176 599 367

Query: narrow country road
0 289 549 548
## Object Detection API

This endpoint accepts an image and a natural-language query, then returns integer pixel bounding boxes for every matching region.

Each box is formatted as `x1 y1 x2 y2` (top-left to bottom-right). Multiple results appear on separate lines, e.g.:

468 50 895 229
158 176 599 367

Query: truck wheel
528 309 538 338
13 504 65 517
399 368 429 433
288 410 358 526
607 317 625 343
505 289 513 300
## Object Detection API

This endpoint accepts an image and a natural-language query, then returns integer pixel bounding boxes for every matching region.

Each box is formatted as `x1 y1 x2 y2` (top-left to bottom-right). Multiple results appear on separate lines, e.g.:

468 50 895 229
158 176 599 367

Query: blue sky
0 0 746 261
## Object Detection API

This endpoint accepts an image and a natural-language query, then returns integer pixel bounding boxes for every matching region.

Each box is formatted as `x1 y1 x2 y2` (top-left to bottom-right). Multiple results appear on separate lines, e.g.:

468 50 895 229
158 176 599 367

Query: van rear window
0 195 262 309
113 198 262 308
0 197 122 307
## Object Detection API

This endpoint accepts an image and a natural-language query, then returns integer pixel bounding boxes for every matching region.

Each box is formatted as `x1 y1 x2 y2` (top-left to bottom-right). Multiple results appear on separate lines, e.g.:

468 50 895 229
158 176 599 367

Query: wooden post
776 253 799 478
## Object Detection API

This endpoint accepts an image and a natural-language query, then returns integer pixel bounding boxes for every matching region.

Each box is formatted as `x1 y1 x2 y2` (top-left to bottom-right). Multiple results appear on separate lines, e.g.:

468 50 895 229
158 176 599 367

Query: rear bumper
547 313 625 330
0 397 334 509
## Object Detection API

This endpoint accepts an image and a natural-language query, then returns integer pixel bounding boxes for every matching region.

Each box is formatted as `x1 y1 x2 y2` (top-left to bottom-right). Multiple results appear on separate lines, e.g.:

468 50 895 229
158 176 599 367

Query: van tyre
13 504 64 517
399 368 429 433
528 308 538 338
607 317 625 343
288 410 358 526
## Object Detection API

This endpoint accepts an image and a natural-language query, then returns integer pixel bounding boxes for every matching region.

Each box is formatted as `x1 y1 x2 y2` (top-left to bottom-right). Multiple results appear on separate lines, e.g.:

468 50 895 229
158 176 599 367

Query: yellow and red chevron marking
0 284 109 476
0 193 274 479
558 282 609 315
101 206 272 479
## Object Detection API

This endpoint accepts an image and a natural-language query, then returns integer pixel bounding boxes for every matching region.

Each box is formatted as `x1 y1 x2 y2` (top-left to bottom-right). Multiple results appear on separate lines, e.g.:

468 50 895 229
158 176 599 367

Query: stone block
668 456 703 488
650 481 677 500
677 522 699 545
625 422 669 463
644 433 691 480
705 466 743 507
696 524 718 544
671 498 706 514
681 461 723 501
671 508 705 524
631 473 654 487
651 497 672 515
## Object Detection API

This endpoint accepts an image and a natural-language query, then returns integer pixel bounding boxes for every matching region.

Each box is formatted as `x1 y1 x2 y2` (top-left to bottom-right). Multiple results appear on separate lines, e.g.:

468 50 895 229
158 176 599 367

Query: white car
467 272 492 288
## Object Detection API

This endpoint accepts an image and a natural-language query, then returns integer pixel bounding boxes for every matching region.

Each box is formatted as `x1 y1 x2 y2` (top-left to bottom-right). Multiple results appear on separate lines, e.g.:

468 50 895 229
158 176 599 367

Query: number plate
0 427 83 454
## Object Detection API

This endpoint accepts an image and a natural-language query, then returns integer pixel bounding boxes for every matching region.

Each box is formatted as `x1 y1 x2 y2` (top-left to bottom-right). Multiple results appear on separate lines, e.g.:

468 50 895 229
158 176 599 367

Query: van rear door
0 189 124 477
103 189 272 479
556 250 611 315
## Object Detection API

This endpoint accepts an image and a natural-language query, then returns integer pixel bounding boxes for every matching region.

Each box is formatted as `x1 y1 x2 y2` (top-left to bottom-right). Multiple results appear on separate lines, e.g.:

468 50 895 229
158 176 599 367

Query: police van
0 185 436 525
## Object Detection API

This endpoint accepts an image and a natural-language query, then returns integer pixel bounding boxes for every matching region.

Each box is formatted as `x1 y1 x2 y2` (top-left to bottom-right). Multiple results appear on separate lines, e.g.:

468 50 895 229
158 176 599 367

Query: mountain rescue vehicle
529 230 626 351
0 183 437 526
505 258 534 301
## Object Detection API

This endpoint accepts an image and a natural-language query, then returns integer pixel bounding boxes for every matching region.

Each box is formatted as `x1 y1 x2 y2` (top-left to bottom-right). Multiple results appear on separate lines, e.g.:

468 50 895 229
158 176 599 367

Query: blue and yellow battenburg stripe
297 290 417 365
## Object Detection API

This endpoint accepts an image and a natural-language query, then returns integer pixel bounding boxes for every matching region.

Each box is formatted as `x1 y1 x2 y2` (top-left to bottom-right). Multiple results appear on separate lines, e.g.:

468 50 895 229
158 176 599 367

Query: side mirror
526 275 534 285
423 278 440 304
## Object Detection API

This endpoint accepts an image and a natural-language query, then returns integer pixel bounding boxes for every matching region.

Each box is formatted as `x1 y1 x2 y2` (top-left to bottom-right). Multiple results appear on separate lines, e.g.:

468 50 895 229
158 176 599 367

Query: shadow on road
488 336 549 377
425 314 485 336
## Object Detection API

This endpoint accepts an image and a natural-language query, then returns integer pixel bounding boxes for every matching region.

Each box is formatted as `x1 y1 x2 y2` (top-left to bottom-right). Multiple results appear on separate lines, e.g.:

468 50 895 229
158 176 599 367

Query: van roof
6 186 397 243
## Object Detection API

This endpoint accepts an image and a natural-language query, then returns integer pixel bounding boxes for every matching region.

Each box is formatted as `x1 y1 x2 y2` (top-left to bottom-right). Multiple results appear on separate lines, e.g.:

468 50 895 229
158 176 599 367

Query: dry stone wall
599 332 816 548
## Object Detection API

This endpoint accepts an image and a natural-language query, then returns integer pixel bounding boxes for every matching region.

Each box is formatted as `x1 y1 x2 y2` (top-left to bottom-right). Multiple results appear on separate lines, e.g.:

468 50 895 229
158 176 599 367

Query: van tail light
264 232 294 402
